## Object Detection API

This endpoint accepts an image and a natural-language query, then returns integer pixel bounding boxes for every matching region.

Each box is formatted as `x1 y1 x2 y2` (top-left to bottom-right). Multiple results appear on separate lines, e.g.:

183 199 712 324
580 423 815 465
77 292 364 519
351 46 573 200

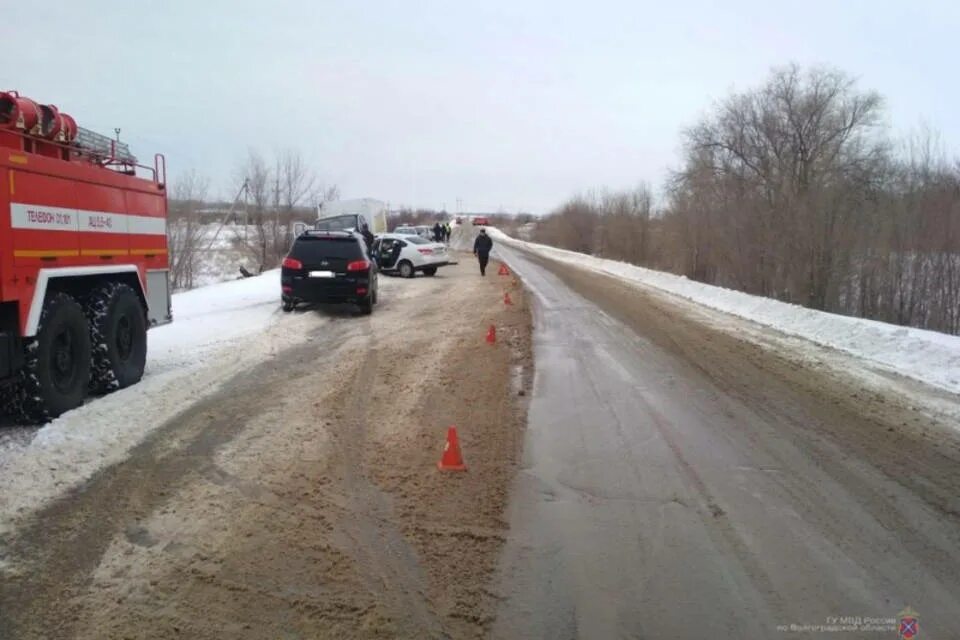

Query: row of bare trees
535 64 960 335
232 150 339 271
167 150 338 290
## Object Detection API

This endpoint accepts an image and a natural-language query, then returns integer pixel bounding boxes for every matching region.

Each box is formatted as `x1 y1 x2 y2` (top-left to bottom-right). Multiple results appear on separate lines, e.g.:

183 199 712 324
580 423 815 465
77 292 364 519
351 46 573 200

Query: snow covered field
487 228 960 396
183 223 266 289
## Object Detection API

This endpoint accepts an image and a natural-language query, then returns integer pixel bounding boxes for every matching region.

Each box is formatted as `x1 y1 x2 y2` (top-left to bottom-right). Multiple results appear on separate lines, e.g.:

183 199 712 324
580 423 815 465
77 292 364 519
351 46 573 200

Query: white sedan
372 233 451 277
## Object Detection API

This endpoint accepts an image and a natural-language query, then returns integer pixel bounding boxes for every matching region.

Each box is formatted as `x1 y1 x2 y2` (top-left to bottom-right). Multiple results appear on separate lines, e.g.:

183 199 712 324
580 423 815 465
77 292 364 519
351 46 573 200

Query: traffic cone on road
498 263 510 276
437 426 467 471
486 325 496 344
504 291 513 305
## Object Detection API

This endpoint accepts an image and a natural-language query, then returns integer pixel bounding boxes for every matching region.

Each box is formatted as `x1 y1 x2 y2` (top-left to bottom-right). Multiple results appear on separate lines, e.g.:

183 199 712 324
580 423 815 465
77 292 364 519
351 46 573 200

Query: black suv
281 231 378 314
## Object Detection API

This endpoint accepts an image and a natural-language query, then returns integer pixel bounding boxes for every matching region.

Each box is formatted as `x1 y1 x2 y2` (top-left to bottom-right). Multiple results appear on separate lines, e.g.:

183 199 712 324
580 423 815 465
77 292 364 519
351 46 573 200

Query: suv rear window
290 236 363 261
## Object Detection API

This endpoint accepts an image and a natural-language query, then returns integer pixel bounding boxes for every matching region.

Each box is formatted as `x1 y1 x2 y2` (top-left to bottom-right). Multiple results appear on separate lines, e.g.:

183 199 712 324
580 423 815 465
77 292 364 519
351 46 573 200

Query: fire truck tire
85 282 147 393
15 292 92 422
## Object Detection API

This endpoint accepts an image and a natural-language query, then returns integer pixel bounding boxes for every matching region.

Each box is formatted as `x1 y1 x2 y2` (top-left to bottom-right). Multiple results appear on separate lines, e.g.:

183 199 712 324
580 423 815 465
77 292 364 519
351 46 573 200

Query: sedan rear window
404 236 430 245
290 236 363 261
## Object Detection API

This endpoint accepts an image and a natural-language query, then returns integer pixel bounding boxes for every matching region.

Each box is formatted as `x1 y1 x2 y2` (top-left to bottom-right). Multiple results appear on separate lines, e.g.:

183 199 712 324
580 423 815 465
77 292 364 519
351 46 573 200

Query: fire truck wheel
86 283 147 393
15 292 92 422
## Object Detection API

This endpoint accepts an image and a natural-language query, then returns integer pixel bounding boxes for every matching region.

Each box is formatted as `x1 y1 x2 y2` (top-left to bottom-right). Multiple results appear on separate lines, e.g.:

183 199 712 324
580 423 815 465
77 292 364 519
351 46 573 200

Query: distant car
373 233 450 278
455 216 463 224
414 225 434 239
472 216 489 226
281 231 378 314
393 226 419 236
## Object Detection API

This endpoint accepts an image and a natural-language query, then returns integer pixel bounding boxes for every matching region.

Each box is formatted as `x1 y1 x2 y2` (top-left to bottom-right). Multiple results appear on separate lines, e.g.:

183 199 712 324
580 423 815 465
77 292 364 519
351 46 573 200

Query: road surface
3 234 960 639
490 243 960 639
0 260 533 640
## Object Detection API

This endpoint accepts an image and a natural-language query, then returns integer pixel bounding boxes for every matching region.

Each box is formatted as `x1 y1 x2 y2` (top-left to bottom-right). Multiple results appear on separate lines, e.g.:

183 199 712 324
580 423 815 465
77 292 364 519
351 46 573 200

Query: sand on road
0 255 532 640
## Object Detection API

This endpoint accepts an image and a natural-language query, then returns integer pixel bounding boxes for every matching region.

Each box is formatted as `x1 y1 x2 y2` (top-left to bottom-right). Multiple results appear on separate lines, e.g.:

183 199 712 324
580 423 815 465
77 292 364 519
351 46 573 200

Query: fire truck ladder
74 126 137 165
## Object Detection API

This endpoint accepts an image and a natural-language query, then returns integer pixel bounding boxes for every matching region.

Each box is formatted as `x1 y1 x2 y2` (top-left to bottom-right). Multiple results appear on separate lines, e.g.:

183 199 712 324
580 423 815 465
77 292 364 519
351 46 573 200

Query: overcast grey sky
2 1 957 213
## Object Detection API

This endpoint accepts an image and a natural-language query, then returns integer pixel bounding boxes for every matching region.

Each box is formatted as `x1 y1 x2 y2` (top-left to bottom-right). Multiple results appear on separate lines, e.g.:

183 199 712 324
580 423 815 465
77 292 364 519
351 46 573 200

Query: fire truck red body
0 90 171 421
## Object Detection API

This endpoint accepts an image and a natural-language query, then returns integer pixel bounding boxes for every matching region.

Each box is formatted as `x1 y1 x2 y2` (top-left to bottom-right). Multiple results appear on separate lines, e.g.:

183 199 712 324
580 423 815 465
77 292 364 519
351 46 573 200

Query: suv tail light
282 257 303 270
417 248 433 255
347 260 370 272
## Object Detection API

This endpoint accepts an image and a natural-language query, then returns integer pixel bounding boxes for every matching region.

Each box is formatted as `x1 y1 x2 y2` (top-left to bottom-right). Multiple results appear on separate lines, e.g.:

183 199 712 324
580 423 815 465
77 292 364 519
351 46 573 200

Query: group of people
432 222 452 242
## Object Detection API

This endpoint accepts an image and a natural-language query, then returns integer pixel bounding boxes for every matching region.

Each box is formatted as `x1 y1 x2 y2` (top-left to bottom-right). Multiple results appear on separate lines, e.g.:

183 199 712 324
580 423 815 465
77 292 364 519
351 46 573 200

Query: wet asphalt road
490 244 960 640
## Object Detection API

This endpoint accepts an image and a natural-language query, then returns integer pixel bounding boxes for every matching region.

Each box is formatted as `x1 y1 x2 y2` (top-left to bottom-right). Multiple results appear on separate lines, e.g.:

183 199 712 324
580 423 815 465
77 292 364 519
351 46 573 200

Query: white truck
315 198 388 238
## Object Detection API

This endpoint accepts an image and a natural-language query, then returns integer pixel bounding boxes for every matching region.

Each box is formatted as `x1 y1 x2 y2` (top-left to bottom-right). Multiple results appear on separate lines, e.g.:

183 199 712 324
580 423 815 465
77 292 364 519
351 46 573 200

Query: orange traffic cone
498 263 509 276
486 325 496 344
437 426 467 471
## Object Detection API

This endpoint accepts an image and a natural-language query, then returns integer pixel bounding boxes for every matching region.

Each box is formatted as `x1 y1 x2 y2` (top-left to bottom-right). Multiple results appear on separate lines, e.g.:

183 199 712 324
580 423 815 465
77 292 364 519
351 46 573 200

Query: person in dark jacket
433 223 443 242
473 228 493 275
359 225 375 252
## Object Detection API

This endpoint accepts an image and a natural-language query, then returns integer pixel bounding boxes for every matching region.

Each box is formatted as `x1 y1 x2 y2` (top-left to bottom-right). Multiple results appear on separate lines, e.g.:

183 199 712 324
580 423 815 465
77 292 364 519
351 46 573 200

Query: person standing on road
473 228 493 276
433 223 443 242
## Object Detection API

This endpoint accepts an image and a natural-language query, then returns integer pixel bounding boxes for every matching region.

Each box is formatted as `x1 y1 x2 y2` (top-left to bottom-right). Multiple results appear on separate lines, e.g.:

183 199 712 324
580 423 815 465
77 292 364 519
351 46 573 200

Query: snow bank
489 229 960 394
0 271 291 537
148 270 281 375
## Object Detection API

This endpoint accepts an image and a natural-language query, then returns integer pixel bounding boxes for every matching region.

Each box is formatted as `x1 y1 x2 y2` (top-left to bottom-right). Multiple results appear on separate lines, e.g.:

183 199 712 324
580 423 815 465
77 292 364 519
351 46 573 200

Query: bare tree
274 149 317 260
233 149 330 270
318 184 341 205
167 170 210 290
677 64 886 308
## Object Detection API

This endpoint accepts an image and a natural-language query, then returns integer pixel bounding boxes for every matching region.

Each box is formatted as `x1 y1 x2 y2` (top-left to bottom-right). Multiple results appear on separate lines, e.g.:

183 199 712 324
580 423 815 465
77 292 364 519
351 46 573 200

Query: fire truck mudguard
24 265 142 337
1 89 171 421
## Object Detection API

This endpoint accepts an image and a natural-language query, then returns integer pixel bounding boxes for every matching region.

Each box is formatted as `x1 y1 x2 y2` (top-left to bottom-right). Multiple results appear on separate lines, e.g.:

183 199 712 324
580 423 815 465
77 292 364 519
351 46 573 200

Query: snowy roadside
484 228 960 397
0 270 313 537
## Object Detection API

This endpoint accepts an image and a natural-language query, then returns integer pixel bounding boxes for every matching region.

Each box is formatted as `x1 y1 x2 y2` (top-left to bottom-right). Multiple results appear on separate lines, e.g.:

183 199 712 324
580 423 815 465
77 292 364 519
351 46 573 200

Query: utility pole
204 179 249 253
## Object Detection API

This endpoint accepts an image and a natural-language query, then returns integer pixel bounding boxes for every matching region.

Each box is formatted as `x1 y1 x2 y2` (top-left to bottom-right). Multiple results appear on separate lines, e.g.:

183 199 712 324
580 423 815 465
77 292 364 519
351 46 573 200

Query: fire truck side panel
10 171 81 264
125 188 169 259
1 150 169 337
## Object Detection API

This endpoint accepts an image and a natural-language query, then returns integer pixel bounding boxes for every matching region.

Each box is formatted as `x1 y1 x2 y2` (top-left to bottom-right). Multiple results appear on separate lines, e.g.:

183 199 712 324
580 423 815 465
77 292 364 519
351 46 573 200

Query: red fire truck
0 90 171 422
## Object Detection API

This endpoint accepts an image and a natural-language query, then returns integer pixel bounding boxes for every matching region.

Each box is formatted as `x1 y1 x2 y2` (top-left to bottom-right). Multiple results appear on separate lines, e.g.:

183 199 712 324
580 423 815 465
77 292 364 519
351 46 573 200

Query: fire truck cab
0 90 171 422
